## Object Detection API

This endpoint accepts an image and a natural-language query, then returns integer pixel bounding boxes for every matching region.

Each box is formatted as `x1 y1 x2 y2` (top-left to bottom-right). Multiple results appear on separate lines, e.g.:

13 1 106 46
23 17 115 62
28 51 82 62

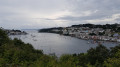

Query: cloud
54 0 120 24
0 0 120 29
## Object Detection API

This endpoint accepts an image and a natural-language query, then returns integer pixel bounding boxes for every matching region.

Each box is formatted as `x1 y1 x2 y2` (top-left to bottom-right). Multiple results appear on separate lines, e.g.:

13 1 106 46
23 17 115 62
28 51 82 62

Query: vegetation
0 29 120 67
39 27 63 34
72 23 120 32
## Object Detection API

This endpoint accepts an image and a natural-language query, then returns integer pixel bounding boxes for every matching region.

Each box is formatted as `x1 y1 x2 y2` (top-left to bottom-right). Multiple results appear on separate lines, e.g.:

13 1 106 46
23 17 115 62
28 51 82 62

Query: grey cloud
55 0 120 22
56 11 120 21
115 18 120 22
57 14 107 21
0 0 120 29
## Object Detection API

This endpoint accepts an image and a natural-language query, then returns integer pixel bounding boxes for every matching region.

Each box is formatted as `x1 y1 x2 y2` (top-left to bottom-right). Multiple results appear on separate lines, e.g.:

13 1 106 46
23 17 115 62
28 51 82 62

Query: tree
87 45 109 65
104 50 120 67
0 29 9 46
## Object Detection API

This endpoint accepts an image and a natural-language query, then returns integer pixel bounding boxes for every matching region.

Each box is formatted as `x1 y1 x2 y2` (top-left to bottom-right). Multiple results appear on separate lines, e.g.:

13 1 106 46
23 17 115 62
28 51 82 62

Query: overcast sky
0 0 120 29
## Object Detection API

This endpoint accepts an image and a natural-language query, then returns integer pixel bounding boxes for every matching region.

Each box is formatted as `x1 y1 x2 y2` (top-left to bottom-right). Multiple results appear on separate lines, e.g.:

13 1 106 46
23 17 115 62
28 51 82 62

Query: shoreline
39 32 120 44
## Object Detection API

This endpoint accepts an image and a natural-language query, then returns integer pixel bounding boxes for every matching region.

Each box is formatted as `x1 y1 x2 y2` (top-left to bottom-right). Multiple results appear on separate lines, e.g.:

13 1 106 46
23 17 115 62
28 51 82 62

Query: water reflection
9 30 119 57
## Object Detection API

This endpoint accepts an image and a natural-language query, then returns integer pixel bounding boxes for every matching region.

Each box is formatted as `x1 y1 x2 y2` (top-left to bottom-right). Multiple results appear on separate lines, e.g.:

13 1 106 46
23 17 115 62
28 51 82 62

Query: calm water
9 30 119 57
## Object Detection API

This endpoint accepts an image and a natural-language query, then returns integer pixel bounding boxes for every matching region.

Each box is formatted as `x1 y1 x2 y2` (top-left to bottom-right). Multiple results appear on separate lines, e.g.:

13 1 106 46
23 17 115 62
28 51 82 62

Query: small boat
31 34 36 37
87 42 90 44
33 39 37 41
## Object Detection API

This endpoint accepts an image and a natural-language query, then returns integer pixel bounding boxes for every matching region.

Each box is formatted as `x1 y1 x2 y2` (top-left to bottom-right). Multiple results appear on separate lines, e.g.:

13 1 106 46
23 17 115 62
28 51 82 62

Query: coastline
39 31 120 43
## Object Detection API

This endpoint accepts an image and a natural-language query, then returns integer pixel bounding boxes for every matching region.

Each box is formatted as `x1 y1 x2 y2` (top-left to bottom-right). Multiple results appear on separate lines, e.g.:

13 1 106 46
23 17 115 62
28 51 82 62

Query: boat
33 39 37 41
87 42 90 44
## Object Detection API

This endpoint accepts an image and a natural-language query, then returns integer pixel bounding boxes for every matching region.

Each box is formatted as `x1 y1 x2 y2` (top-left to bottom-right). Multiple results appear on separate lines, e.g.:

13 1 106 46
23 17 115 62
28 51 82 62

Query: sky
0 0 120 29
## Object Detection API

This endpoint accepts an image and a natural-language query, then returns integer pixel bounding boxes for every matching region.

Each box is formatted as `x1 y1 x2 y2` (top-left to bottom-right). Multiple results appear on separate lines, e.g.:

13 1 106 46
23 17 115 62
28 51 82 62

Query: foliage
0 29 10 46
0 29 120 67
89 33 96 36
87 45 109 65
104 50 120 67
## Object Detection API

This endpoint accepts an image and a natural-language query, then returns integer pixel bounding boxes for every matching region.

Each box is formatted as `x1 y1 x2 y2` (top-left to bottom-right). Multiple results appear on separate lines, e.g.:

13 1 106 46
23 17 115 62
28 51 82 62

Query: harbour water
9 30 119 57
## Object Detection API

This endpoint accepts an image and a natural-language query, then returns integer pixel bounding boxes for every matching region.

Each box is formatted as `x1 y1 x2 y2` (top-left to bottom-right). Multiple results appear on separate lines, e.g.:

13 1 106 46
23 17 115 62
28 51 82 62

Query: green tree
0 29 9 46
87 45 109 65
104 50 120 67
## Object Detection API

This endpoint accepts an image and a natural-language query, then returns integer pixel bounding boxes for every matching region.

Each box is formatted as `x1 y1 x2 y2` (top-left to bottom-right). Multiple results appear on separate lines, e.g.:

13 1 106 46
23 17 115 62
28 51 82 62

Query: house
62 28 68 35
104 29 111 36
117 39 120 42
113 33 120 38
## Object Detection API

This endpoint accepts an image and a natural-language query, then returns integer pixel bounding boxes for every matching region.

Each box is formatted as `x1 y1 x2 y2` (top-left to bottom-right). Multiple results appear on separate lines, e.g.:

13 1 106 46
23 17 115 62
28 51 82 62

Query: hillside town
0 27 27 35
39 23 120 42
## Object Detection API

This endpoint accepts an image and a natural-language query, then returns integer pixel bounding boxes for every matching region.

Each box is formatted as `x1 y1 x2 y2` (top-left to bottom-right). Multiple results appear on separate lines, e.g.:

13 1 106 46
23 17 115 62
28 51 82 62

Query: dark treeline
5 29 27 35
39 27 63 34
72 23 119 28
72 23 120 32
39 23 120 33
0 29 120 67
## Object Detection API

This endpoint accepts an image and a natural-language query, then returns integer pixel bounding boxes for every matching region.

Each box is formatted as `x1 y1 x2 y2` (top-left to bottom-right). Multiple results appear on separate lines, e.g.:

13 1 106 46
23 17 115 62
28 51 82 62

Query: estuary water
9 30 119 57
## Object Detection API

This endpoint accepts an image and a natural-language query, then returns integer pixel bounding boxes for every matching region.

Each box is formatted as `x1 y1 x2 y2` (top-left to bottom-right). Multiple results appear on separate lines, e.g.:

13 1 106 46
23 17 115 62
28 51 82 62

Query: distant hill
39 23 120 33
